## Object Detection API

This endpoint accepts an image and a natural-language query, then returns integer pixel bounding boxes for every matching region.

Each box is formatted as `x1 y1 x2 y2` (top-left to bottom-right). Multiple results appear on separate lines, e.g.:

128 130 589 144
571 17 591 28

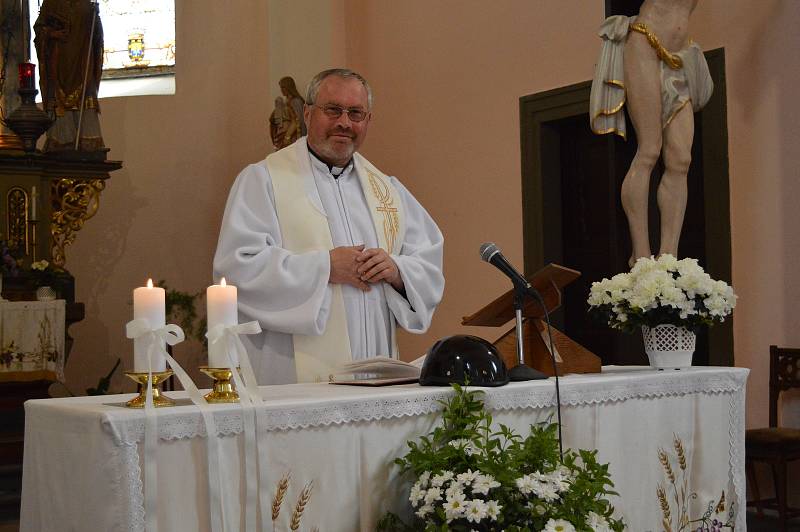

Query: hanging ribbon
127 319 226 532
206 321 265 530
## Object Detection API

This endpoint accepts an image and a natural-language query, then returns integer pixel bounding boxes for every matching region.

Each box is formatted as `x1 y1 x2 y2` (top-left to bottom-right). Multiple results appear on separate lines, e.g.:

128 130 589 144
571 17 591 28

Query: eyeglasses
313 104 369 123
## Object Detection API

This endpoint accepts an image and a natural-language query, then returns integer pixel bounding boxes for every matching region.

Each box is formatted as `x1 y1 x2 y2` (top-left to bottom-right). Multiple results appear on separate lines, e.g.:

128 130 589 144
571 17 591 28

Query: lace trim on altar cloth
101 367 748 446
111 443 145 532
730 379 747 531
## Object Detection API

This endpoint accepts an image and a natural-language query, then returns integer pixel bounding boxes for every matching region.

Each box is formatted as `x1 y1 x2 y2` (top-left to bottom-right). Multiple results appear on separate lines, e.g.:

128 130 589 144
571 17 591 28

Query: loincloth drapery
589 15 714 139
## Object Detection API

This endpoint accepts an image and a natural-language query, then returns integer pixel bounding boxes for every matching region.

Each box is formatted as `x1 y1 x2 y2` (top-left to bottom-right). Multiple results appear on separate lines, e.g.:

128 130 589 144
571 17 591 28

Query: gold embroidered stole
267 140 404 382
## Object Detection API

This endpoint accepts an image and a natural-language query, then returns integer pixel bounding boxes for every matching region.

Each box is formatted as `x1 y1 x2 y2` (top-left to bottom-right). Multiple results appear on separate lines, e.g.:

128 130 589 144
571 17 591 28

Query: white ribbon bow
125 319 225 532
206 321 263 402
206 321 265 530
126 319 186 348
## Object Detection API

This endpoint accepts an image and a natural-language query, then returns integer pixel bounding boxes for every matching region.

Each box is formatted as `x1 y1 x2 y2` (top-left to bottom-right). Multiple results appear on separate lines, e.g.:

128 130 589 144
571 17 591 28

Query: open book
329 355 424 386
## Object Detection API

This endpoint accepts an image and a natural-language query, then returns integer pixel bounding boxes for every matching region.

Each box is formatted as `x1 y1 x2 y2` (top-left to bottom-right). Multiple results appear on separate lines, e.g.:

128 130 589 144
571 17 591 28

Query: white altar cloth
20 366 748 531
0 299 66 381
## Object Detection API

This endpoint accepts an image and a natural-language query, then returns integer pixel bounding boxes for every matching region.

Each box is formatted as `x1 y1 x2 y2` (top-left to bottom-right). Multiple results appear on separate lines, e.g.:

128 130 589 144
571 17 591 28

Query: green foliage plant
378 384 625 532
157 280 207 348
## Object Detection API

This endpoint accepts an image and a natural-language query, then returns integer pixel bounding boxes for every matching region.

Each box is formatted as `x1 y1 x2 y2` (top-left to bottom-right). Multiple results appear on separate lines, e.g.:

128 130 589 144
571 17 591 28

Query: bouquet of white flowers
587 255 737 333
378 385 624 532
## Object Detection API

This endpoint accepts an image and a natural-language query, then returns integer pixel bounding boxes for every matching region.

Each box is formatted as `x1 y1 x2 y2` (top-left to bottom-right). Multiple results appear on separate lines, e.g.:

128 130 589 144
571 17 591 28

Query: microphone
479 242 531 290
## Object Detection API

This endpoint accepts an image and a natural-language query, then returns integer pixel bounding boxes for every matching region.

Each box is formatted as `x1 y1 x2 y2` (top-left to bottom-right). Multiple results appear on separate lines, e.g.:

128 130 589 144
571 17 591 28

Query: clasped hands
329 245 403 292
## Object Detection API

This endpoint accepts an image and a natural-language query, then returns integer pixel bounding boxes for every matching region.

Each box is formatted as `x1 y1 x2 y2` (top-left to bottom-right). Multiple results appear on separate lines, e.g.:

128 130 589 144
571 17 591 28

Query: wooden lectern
462 264 601 376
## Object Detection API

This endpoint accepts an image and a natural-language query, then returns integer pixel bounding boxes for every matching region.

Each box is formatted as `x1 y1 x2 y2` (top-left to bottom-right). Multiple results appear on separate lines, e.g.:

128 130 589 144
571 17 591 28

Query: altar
20 366 748 531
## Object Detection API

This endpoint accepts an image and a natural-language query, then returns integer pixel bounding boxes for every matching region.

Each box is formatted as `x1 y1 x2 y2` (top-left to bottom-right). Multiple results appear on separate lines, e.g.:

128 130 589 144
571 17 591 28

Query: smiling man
213 68 445 384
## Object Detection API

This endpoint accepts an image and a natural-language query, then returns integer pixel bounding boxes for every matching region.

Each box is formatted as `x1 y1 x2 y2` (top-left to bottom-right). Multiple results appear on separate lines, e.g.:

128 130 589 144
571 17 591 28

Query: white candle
30 186 37 220
207 277 238 367
133 278 166 372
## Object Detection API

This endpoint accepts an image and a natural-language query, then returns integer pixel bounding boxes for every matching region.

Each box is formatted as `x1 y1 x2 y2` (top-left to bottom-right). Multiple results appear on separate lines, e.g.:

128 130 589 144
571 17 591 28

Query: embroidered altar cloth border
98 365 747 444
21 366 749 532
0 299 66 382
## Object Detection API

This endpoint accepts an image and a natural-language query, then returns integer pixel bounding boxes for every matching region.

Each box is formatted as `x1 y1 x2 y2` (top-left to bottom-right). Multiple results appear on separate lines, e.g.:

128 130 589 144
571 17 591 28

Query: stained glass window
28 0 175 96
97 0 175 79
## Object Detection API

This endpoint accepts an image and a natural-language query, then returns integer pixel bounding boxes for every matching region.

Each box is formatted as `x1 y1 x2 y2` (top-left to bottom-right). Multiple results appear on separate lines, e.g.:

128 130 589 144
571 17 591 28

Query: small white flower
456 469 478 486
444 491 467 522
533 481 560 502
408 482 426 506
31 260 50 271
543 518 577 532
464 499 488 523
545 469 570 492
472 473 500 495
445 482 464 499
657 253 679 271
418 471 431 487
526 501 547 515
415 504 433 518
431 470 454 487
587 511 612 532
485 499 502 521
516 474 535 495
423 486 442 505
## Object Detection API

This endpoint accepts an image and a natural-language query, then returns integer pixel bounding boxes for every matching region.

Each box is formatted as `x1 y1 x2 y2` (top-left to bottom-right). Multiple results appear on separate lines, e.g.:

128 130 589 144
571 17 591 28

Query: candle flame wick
221 277 227 287
147 278 153 289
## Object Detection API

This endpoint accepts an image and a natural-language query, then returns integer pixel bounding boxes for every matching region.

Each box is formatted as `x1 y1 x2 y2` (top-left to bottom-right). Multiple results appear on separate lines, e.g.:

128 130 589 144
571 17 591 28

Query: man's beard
317 127 357 164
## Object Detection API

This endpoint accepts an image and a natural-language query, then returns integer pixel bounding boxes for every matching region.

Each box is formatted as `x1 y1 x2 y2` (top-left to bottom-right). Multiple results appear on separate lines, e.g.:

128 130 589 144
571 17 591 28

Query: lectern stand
462 264 601 376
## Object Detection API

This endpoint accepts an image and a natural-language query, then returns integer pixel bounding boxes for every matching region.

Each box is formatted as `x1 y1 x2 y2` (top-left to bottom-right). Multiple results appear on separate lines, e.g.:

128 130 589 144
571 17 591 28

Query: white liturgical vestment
213 138 444 384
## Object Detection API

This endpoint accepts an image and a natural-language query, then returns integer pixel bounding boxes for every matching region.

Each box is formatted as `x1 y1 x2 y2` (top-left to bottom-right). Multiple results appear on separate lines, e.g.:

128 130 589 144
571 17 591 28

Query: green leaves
378 385 626 531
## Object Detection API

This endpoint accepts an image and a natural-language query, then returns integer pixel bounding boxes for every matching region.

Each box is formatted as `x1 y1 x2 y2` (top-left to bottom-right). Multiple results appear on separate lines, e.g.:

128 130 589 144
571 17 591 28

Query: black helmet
419 335 509 387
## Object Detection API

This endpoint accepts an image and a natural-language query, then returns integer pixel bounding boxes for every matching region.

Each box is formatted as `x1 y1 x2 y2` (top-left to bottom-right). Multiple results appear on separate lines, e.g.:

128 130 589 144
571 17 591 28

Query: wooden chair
746 345 800 530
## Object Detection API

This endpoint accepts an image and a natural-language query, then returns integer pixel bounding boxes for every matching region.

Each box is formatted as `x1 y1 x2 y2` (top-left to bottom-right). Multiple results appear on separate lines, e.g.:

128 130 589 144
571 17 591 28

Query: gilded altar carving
50 177 105 267
5 186 29 254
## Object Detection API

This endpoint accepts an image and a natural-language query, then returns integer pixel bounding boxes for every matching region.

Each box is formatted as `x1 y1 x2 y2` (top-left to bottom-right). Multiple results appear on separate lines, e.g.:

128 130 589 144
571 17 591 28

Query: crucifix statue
590 0 713 266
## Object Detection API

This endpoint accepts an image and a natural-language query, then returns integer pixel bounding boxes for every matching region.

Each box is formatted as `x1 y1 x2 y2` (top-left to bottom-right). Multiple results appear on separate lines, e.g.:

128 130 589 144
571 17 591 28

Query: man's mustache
328 127 355 138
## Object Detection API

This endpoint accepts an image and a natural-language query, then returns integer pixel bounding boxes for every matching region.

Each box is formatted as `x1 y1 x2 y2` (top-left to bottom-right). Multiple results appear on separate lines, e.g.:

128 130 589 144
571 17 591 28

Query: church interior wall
60 0 798 440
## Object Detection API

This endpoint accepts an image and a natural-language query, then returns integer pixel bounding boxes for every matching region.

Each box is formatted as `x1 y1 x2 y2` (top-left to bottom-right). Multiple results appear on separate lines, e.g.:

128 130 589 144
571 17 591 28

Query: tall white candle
30 186 37 220
133 278 166 372
207 278 238 367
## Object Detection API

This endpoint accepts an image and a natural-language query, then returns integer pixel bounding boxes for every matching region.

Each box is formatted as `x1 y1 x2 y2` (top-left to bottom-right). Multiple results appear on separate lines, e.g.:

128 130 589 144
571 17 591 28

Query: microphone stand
507 284 548 382
509 281 564 459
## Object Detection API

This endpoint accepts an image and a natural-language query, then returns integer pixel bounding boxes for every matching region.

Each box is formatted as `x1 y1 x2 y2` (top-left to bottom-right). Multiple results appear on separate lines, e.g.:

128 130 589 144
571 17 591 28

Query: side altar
0 149 121 518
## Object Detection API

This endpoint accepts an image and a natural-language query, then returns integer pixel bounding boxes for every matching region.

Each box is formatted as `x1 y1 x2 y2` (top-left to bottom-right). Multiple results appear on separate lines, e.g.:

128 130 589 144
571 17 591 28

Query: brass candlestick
124 370 175 408
199 366 239 403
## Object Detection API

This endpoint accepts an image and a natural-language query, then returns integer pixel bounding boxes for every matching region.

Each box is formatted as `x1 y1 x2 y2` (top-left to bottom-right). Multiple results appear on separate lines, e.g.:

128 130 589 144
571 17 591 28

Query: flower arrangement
377 384 624 532
587 255 737 334
30 259 56 286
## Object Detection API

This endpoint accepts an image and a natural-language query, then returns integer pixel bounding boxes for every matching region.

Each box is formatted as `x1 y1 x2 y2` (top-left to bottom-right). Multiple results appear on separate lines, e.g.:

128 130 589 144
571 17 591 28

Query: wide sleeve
213 163 332 336
384 178 445 333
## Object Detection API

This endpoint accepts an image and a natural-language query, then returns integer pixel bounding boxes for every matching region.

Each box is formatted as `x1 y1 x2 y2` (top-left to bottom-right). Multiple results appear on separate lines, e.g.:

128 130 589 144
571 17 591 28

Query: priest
213 68 445 384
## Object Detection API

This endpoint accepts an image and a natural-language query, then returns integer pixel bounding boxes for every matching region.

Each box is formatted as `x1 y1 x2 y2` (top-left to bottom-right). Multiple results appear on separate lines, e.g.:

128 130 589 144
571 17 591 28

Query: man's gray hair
305 68 373 109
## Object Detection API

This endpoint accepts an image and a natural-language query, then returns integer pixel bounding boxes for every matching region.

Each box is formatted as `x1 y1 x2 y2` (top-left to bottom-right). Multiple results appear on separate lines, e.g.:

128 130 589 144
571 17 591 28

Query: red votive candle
18 63 36 90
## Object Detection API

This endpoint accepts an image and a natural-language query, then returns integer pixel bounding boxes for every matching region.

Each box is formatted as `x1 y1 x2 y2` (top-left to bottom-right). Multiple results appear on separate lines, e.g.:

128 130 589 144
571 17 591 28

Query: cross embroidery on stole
366 169 400 252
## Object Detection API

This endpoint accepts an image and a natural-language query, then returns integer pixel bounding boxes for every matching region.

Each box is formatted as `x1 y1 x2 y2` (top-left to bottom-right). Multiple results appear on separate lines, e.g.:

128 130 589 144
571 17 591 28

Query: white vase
641 324 696 369
36 285 56 301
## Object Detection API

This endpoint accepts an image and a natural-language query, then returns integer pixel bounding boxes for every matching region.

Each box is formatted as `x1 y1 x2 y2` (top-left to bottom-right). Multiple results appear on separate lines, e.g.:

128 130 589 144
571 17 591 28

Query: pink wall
64 0 799 433
342 0 800 430
63 0 270 391
344 0 606 359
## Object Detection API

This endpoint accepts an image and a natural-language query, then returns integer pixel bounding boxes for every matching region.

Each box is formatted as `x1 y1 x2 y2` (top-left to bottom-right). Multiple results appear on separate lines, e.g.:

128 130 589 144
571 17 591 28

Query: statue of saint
590 0 713 266
34 0 105 152
278 76 306 137
269 96 299 150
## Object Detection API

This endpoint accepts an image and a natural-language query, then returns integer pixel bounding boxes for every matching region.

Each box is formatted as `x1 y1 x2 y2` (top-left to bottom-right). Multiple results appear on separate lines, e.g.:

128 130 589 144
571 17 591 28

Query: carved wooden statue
34 0 105 152
590 0 713 266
